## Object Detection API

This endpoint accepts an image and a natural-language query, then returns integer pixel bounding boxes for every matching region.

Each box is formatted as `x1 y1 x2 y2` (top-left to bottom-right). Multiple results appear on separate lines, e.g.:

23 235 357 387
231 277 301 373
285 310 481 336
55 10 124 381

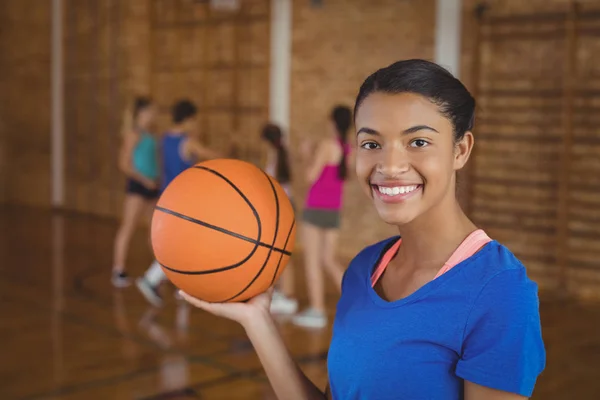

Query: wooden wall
0 0 52 207
462 0 600 298
60 0 270 218
64 0 134 217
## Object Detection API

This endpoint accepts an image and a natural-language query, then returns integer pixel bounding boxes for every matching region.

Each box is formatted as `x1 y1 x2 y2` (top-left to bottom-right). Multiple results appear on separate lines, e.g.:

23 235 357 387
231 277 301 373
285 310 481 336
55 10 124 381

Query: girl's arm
304 140 330 185
118 131 156 189
245 309 328 400
179 290 327 400
185 137 222 160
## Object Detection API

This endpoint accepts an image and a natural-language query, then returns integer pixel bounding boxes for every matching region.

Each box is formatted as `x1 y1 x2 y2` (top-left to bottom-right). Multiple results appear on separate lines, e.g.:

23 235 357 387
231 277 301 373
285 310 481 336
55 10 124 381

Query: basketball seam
154 164 274 276
223 171 284 302
270 218 296 287
154 206 291 257
194 164 263 249
154 164 294 301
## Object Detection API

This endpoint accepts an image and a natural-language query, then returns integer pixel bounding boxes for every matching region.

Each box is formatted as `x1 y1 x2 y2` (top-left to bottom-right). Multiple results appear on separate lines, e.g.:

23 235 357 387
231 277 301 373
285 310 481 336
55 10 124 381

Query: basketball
150 158 296 303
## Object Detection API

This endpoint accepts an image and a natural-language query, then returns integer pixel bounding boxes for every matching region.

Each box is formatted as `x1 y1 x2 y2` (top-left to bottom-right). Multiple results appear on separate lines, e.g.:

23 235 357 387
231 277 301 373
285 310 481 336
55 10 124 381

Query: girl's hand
178 288 274 329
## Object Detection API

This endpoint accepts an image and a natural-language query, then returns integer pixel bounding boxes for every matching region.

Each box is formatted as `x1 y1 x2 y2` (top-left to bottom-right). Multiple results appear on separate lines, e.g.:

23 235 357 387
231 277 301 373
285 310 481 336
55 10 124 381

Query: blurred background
1 0 599 399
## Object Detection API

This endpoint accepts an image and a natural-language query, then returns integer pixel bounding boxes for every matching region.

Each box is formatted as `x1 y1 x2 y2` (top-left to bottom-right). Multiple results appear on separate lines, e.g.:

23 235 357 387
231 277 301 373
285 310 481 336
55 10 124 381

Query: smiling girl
179 59 546 400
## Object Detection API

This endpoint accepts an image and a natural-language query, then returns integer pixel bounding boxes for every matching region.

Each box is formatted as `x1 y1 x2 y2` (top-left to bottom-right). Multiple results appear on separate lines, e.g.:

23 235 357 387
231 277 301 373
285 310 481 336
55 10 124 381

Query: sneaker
270 290 299 315
112 271 132 288
136 277 164 307
292 308 327 329
174 290 184 301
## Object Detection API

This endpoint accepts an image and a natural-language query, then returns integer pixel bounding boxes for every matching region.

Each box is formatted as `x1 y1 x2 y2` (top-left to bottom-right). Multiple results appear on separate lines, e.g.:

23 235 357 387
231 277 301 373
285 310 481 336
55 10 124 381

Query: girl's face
136 105 156 130
354 92 472 226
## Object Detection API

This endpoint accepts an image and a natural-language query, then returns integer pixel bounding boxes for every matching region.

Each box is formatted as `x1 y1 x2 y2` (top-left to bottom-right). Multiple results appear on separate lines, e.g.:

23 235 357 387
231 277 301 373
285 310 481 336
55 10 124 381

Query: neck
395 191 478 268
170 125 186 134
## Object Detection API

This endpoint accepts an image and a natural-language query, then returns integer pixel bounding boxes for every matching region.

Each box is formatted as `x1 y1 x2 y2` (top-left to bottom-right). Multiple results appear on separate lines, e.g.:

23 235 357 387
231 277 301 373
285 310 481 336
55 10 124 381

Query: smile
371 184 422 203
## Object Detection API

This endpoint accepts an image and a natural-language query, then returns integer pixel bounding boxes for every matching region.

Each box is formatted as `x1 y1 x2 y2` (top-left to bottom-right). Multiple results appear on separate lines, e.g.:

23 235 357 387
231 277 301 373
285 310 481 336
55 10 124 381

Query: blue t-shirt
327 237 546 399
160 132 195 191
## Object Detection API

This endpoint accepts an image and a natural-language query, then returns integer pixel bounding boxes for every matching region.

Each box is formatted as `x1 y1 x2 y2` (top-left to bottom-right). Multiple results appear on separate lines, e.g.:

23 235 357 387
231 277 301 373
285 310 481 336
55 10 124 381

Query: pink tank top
370 229 492 287
305 140 351 210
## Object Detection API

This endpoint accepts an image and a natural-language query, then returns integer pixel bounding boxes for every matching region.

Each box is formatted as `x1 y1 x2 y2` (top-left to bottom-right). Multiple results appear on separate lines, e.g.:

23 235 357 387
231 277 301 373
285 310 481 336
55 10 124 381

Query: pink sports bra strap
370 239 401 288
432 229 492 279
370 229 492 288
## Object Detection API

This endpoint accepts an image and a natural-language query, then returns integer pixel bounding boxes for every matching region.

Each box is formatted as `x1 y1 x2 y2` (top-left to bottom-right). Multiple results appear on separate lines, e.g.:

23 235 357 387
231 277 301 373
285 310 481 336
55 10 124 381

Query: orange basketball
150 158 296 303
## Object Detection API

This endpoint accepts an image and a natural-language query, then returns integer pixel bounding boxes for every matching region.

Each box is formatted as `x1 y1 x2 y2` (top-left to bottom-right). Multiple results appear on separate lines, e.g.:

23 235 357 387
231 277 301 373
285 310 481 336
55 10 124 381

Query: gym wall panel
0 0 52 207
462 0 600 299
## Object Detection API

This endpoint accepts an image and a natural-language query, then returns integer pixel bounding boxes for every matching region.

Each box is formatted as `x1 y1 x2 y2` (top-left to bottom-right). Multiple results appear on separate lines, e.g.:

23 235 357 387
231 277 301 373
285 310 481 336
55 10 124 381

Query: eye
360 141 381 150
410 139 429 148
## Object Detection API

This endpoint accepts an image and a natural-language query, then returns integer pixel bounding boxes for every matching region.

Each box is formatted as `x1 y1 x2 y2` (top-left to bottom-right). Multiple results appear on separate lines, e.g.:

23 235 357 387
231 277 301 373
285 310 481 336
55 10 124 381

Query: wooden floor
1 205 599 399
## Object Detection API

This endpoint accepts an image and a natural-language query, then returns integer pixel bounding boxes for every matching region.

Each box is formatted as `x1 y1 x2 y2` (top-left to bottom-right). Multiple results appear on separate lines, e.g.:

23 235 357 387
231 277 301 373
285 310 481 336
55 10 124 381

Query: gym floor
1 205 599 399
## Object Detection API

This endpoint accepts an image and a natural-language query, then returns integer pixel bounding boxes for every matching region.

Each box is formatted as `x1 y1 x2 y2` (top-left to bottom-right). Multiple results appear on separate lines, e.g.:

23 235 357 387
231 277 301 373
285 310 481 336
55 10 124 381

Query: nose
376 144 410 177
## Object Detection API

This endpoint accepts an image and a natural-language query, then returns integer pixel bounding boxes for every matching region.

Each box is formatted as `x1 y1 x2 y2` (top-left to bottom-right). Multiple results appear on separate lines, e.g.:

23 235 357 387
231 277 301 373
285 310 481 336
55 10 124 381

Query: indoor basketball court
1 0 600 399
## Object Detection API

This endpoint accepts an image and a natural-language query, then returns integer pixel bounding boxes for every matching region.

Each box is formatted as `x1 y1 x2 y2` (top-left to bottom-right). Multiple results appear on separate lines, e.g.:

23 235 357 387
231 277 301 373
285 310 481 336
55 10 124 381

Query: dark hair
354 59 475 142
261 123 291 184
122 96 153 134
133 96 153 119
172 99 198 124
331 105 352 180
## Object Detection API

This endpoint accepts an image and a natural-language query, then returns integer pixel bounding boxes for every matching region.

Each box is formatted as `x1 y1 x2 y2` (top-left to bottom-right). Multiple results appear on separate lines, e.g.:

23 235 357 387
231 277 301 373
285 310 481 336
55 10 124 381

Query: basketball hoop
210 0 240 12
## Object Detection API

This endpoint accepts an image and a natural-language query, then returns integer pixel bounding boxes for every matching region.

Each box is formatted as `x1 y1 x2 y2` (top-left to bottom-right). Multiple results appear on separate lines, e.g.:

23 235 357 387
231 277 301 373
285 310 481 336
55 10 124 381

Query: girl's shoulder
320 137 344 160
122 129 141 145
316 137 338 148
314 137 332 151
463 240 531 285
345 236 400 276
123 128 138 137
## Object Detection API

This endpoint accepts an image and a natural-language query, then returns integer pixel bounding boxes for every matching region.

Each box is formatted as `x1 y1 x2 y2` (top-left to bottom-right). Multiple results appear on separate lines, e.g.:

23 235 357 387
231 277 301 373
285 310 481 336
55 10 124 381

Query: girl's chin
375 207 420 228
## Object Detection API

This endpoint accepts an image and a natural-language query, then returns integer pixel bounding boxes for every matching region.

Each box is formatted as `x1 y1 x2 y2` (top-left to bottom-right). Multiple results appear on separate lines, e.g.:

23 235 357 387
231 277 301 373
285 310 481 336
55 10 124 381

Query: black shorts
126 179 160 200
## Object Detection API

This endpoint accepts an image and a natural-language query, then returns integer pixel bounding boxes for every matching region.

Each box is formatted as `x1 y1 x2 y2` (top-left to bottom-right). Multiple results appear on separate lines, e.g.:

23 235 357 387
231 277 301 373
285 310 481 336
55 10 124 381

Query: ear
453 131 474 171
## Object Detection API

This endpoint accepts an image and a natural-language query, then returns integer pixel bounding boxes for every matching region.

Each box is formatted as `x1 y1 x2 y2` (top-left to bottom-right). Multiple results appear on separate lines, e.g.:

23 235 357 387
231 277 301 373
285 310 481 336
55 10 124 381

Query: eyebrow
357 125 439 136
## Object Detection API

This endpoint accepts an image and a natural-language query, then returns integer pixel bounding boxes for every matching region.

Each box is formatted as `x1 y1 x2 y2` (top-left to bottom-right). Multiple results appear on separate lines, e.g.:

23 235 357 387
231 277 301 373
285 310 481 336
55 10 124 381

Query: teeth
377 185 418 196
